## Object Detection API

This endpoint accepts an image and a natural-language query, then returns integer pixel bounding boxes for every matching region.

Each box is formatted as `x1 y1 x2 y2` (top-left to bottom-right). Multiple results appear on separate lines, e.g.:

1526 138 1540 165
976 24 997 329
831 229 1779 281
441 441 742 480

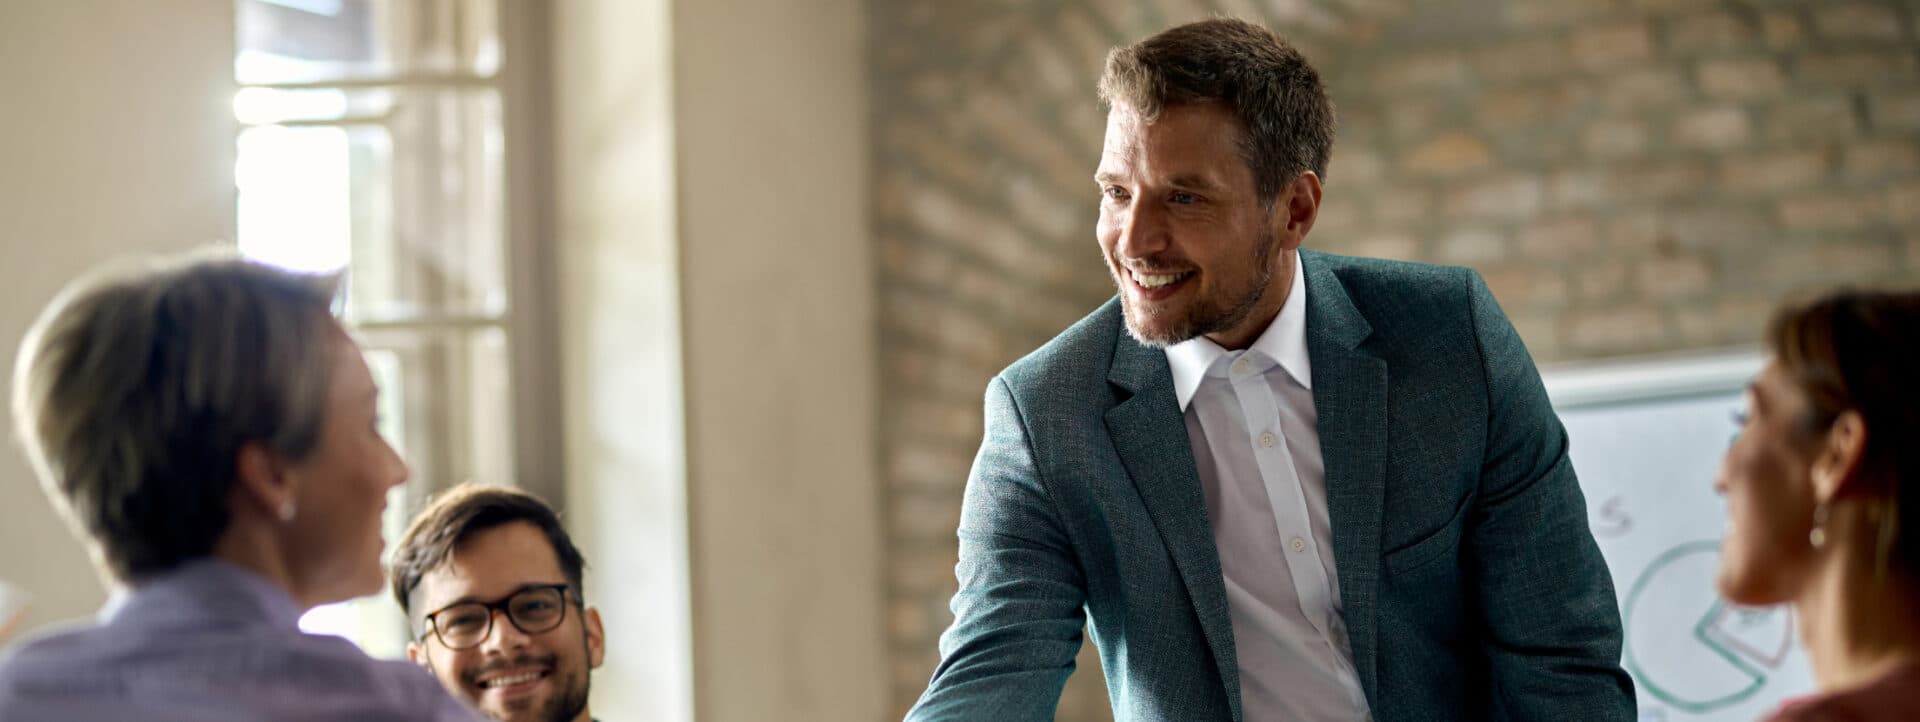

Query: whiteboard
1544 351 1815 722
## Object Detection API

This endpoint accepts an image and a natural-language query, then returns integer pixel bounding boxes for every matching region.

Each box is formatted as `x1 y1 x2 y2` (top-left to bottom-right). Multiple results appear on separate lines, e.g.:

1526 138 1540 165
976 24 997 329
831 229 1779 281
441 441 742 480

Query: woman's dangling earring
278 499 297 522
1809 503 1829 549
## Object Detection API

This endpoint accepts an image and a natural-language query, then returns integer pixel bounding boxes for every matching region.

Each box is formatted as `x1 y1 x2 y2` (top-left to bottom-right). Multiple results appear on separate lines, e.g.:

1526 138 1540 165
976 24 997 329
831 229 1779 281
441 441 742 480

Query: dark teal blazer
909 250 1635 721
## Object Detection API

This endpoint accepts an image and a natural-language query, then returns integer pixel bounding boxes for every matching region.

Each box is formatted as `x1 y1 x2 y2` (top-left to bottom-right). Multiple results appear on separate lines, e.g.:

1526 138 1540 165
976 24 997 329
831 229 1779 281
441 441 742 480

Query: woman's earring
278 499 297 522
1809 503 1829 549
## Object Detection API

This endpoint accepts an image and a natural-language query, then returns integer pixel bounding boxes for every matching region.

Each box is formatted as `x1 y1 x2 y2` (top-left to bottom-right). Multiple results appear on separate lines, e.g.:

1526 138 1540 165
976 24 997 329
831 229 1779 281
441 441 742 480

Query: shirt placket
1227 351 1338 639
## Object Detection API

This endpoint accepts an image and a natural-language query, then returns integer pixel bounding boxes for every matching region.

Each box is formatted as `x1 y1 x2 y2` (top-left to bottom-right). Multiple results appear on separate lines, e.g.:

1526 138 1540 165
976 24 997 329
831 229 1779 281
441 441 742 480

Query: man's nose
1116 200 1169 261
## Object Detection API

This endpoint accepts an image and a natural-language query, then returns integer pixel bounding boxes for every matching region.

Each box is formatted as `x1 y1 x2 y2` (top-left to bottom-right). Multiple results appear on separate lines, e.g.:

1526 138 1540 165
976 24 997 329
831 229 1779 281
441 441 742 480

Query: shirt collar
101 557 304 631
1165 253 1313 411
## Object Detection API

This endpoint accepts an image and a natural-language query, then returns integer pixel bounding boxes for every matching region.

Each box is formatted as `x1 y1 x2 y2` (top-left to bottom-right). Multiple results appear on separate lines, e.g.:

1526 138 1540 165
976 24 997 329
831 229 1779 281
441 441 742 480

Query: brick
1674 298 1775 348
890 490 963 543
889 600 929 649
1608 216 1671 254
882 234 956 292
1519 218 1600 261
1762 238 1899 288
1602 68 1691 112
1573 23 1656 71
1315 198 1363 237
883 445 975 491
1568 306 1671 355
1371 186 1437 225
1480 266 1569 308
1612 161 1709 203
1054 6 1116 83
1508 312 1564 362
1472 37 1571 82
1778 192 1889 230
1812 2 1904 40
1386 99 1446 143
885 119 992 191
1003 171 1084 243
1870 92 1920 131
1329 147 1386 185
1404 131 1493 176
1893 182 1920 223
890 543 960 594
1666 12 1758 54
1445 174 1547 221
1797 50 1920 87
1481 85 1584 129
1718 149 1831 194
1698 58 1787 100
1551 170 1612 211
1502 0 1622 30
1375 50 1471 92
1438 227 1509 264
1761 12 1806 49
1843 140 1920 181
1637 255 1716 299
1574 260 1632 301
1672 106 1753 150
1583 118 1650 158
1634 0 1723 15
1344 232 1421 261
1662 207 1774 252
1765 95 1862 142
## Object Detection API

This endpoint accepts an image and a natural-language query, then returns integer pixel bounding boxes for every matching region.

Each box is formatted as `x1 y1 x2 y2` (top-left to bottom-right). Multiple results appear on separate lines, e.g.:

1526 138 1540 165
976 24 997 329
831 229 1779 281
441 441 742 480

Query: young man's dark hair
390 483 589 616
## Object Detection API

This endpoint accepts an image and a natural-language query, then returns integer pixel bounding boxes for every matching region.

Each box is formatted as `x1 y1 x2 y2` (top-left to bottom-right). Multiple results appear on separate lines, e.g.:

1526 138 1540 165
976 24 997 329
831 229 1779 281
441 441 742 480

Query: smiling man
908 18 1634 722
391 485 605 722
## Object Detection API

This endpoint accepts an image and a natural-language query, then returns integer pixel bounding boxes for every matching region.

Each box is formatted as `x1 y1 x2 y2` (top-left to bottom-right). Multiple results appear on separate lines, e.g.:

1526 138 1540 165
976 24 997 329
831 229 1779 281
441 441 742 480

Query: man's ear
232 442 295 522
407 639 429 668
1270 171 1322 250
583 607 606 669
1811 410 1868 505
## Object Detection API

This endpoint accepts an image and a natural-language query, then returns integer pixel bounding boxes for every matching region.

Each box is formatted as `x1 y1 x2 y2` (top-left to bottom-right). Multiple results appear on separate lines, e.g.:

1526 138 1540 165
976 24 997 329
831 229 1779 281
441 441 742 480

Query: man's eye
1102 186 1130 202
1169 191 1198 205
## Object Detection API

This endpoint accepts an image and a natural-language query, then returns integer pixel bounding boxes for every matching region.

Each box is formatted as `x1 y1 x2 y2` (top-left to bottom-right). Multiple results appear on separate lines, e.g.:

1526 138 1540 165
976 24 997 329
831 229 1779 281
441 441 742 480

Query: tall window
232 0 515 658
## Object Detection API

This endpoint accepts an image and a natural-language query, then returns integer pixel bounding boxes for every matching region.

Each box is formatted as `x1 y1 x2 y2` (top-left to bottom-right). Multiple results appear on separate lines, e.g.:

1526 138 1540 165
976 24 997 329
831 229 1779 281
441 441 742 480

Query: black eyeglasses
419 584 578 650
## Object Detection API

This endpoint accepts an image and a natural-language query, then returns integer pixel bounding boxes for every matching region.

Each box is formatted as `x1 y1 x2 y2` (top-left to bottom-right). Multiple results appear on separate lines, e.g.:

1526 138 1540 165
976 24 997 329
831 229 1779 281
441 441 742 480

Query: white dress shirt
1165 256 1372 721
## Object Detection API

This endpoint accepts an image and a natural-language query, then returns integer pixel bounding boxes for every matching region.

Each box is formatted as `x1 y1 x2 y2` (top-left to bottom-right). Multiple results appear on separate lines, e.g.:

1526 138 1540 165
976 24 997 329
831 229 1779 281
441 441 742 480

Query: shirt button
1290 536 1306 552
1232 357 1250 374
1259 432 1278 448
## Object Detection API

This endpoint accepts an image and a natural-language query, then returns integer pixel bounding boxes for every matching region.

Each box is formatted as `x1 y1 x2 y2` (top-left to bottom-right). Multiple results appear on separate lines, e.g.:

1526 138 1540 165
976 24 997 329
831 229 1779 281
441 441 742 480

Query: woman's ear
232 442 296 522
1810 410 1867 505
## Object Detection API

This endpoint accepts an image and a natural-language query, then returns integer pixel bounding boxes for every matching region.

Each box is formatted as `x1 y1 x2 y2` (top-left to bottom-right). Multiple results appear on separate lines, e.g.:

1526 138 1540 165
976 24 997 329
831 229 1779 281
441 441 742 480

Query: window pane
357 326 515 495
235 88 507 320
237 0 500 84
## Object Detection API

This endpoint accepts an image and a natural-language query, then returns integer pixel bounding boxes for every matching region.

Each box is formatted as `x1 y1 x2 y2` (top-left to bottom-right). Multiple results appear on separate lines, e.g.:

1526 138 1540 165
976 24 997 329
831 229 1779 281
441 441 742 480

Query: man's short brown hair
1098 17 1336 202
389 484 588 619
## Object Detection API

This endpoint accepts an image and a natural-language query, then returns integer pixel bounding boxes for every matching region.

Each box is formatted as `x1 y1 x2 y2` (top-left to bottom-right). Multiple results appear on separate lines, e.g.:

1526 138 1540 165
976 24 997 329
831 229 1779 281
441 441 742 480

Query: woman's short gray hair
12 249 342 582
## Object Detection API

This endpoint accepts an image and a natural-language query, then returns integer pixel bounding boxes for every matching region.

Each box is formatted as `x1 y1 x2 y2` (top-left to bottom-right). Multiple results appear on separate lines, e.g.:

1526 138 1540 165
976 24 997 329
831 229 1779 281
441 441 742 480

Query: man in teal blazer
909 19 1634 722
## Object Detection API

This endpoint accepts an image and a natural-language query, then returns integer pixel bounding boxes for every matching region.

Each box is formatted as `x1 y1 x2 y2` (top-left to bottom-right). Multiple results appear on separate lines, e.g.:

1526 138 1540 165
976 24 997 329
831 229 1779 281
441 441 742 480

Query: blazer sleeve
1462 271 1638 721
906 376 1088 722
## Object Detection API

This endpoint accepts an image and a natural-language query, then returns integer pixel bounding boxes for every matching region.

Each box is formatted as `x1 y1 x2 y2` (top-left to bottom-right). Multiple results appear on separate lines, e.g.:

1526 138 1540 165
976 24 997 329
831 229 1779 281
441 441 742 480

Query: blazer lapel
1105 329 1243 722
1300 250 1389 702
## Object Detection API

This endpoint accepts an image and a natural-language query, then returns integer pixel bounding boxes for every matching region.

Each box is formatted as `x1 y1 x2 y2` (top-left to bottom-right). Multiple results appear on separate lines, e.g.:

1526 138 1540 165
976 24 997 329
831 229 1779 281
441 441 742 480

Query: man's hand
0 579 29 645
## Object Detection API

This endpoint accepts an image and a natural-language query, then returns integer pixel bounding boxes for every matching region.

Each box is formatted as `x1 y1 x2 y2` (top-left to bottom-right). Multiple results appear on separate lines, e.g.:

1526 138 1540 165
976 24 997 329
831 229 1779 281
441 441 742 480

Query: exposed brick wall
873 1 1920 718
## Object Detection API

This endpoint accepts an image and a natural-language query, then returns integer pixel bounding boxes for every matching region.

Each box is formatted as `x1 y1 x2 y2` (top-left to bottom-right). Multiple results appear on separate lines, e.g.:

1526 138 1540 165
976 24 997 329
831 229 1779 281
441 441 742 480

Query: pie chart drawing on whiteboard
1623 541 1795 714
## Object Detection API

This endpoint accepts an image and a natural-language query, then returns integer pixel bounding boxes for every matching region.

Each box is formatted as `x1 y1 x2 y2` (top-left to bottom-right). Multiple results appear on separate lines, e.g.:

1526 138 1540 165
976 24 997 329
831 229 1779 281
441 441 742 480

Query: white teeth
1132 269 1190 288
483 671 543 688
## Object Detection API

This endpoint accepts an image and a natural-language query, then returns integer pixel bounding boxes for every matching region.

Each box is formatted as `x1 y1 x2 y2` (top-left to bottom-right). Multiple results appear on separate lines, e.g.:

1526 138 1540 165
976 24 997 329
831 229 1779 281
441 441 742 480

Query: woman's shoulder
1764 664 1920 722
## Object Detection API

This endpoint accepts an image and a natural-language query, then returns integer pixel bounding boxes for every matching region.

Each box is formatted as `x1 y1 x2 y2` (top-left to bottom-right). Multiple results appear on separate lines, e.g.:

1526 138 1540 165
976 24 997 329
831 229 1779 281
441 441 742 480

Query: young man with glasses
391 484 605 722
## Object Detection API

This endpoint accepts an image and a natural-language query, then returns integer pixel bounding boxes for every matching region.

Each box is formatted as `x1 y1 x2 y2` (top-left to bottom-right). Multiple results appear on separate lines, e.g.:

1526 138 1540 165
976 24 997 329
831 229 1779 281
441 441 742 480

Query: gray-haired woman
0 252 481 721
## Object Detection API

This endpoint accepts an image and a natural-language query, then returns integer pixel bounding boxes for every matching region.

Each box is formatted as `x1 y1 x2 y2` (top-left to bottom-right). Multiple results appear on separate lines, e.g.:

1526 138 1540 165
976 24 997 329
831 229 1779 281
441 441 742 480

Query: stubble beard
1116 229 1279 348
